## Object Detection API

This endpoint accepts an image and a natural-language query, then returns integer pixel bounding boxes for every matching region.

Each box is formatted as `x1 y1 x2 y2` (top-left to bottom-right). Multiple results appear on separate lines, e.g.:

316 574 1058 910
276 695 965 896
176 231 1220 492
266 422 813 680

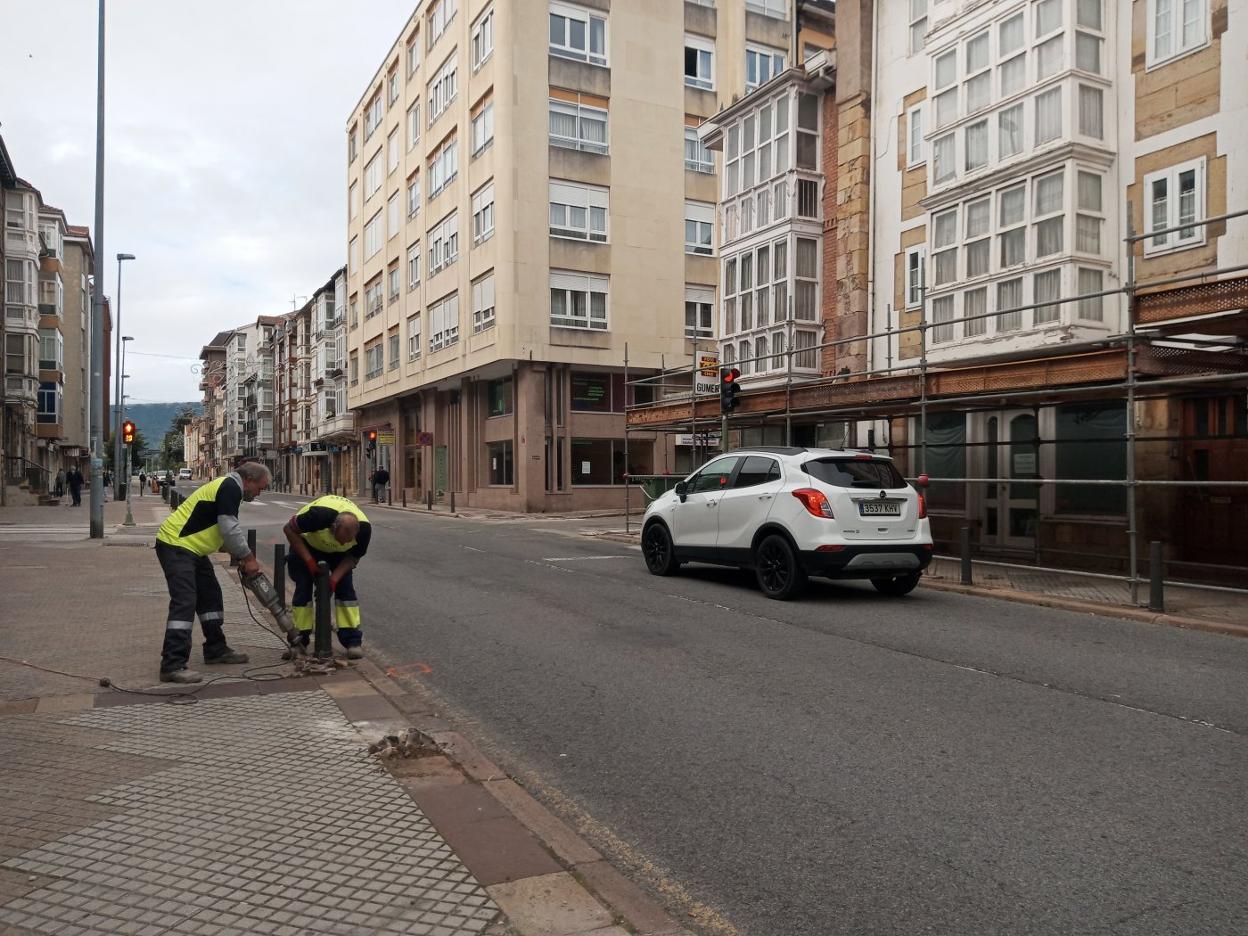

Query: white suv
641 447 933 600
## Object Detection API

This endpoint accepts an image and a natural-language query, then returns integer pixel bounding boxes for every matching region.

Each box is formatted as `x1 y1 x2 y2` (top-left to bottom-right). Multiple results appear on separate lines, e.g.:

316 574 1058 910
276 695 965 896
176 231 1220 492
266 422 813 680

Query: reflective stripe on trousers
156 541 227 673
285 550 362 648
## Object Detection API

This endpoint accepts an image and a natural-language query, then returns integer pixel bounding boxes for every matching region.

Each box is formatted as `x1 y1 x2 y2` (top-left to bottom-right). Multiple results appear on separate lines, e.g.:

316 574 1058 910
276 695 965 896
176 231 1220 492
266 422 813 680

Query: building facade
344 0 834 510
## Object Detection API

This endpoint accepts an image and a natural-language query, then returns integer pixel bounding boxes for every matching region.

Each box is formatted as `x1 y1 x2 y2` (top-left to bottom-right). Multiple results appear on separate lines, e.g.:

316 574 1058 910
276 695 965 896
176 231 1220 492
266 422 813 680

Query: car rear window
803 457 907 489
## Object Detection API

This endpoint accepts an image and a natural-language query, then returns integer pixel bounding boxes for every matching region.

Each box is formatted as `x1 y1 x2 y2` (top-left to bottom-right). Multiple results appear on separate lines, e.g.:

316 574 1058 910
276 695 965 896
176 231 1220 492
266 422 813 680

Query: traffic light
719 367 741 414
122 420 136 445
367 430 377 452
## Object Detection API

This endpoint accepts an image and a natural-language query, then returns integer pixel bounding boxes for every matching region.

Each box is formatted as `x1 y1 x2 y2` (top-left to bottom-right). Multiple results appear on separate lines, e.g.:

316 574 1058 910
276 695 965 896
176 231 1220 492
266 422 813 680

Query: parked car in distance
178 468 193 480
641 447 933 600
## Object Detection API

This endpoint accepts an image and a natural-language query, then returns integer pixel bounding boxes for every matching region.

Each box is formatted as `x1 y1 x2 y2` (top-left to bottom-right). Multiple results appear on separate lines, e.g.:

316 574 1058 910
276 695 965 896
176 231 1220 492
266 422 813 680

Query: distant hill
126 402 200 450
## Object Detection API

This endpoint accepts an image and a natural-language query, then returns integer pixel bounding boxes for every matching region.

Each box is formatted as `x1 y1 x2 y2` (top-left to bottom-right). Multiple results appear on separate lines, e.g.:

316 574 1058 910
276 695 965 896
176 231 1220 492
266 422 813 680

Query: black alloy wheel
643 523 680 576
754 534 807 600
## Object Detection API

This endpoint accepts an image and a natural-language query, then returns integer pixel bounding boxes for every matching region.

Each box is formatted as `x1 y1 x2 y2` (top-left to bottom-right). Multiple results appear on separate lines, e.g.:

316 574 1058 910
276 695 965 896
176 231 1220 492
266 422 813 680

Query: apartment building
219 317 278 469
344 0 834 510
2 140 104 495
194 330 231 478
274 302 312 489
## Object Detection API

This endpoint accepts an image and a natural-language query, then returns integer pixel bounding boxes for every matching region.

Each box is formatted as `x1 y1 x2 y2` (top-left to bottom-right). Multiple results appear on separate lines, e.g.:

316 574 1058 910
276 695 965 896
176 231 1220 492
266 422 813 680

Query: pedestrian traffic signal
367 430 377 451
720 367 741 414
122 420 136 444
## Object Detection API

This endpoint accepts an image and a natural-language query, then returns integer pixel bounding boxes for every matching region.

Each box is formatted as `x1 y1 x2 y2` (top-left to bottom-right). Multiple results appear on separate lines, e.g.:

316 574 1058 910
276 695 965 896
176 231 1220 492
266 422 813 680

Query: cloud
0 0 408 402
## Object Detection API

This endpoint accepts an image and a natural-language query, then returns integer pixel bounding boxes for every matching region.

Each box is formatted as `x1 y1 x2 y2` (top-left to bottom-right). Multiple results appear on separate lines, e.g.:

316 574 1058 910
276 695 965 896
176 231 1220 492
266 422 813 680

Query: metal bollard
960 526 973 585
401 488 406 508
426 490 433 511
1148 540 1165 613
314 560 332 660
247 528 257 559
450 490 455 513
273 543 286 604
388 485 392 506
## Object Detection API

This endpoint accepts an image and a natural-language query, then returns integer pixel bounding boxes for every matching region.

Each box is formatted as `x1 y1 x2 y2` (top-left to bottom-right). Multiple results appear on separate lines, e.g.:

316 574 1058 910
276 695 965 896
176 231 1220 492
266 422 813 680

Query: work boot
204 647 250 665
159 668 202 684
346 646 364 660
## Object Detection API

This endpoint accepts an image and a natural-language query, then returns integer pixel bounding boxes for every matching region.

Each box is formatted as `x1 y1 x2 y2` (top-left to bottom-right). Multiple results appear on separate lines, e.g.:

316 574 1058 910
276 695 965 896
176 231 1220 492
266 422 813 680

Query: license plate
859 501 901 517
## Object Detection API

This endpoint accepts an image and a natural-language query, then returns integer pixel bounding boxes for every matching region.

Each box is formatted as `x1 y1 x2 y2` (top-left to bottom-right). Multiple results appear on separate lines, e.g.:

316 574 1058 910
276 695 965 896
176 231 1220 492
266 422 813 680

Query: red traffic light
122 420 136 444
368 430 377 442
722 367 741 384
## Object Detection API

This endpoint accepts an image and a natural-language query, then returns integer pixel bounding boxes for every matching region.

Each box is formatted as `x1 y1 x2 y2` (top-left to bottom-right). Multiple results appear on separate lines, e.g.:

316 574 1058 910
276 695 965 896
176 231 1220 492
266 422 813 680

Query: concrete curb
919 578 1248 639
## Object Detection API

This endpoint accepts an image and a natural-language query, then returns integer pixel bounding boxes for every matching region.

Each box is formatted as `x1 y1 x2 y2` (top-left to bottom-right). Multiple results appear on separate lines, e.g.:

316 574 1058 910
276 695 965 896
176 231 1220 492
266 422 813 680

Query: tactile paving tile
0 691 500 935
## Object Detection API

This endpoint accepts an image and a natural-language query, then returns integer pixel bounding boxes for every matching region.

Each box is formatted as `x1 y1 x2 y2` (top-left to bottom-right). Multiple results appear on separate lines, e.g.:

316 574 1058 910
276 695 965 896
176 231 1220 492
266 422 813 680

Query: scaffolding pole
1125 205 1140 604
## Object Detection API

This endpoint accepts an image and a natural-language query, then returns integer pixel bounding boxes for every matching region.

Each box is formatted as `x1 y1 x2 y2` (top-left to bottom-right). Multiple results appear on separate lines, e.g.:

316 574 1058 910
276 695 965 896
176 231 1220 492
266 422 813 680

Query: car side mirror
674 481 688 502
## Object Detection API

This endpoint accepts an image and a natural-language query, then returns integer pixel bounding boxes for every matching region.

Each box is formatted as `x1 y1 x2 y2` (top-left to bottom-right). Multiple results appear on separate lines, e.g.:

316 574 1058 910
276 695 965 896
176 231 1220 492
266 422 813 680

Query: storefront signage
695 352 720 395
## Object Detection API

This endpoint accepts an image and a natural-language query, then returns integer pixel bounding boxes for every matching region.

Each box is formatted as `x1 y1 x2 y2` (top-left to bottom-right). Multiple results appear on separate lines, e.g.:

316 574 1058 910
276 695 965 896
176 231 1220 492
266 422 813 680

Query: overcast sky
1 1 408 403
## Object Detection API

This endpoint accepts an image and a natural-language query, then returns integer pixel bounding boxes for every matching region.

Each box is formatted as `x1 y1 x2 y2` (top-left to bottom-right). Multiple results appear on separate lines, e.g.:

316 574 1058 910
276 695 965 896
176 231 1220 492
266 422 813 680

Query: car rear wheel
642 523 681 576
754 534 807 600
871 572 921 596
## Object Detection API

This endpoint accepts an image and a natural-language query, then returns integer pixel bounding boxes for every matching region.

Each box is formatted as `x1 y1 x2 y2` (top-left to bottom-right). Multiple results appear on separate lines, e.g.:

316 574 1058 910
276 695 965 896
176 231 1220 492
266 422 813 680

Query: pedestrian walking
283 494 372 659
371 466 389 504
153 462 270 683
138 469 146 497
54 468 65 501
66 465 84 506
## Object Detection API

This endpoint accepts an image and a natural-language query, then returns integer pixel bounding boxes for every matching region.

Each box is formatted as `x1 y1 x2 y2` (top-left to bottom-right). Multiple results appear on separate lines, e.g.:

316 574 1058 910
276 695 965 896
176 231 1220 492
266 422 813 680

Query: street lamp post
113 252 135 499
89 0 107 538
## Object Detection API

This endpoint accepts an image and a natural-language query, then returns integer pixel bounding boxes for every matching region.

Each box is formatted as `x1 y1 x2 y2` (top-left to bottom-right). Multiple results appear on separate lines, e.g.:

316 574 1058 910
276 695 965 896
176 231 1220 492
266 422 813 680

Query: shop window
487 377 513 417
921 412 966 510
1055 401 1126 514
487 440 513 486
570 438 650 485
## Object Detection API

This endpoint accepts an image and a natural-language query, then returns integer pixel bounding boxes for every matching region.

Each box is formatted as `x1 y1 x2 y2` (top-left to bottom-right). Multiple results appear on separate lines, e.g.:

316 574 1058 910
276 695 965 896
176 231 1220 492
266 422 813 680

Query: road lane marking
461 545 485 553
541 555 631 562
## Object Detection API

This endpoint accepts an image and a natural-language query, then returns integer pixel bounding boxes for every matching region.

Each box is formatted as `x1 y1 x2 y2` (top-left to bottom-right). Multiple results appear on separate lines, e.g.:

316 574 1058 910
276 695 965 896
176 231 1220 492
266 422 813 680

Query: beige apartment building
344 0 834 510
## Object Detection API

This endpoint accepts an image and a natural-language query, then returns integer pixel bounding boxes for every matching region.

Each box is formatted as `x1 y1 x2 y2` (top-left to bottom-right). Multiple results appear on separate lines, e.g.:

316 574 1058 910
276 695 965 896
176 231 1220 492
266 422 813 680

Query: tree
105 429 148 473
159 407 197 469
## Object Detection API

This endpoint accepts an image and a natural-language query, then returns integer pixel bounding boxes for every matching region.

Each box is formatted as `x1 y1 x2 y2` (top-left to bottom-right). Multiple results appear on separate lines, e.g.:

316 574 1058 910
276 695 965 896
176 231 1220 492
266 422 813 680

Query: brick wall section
832 92 871 379
820 91 839 376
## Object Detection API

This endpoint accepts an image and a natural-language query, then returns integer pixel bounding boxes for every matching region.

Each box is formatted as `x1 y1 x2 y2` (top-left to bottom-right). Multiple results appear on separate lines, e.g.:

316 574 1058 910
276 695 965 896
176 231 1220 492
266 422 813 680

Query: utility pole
88 0 107 538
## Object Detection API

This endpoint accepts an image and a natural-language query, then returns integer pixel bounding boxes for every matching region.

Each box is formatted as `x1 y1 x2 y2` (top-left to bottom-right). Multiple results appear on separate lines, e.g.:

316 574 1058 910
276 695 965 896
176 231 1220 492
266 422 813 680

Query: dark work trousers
286 550 361 647
156 541 228 673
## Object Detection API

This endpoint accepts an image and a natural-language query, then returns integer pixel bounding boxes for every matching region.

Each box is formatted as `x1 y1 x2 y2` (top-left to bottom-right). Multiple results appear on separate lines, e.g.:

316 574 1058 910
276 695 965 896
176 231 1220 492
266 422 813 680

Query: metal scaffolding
625 210 1248 601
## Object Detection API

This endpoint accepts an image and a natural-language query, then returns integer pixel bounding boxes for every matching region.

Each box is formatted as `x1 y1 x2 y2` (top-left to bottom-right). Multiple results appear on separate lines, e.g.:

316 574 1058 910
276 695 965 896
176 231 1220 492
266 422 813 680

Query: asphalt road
227 490 1248 936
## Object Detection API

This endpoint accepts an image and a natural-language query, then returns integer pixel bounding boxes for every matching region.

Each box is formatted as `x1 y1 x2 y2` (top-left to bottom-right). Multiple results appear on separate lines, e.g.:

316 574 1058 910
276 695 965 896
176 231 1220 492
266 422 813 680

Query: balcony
318 412 355 439
4 229 39 259
4 374 38 404
5 304 39 333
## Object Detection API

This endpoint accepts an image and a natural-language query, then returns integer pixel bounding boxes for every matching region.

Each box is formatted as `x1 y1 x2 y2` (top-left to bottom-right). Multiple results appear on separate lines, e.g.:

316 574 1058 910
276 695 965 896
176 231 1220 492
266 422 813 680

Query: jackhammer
242 571 306 657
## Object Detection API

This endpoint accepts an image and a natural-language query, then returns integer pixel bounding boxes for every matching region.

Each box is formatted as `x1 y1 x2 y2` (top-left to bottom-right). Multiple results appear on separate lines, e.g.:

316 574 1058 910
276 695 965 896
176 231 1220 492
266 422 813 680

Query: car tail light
792 488 834 519
917 492 927 519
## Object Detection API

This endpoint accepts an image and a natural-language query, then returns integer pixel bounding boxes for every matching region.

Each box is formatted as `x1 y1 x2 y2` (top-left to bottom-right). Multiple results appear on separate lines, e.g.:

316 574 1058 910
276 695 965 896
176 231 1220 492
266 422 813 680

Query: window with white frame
1077 267 1104 321
550 270 608 330
795 237 818 320
428 134 459 196
365 275 383 318
349 237 360 276
1034 267 1062 324
905 246 925 309
998 102 1024 160
685 127 714 173
999 183 1026 268
932 210 958 287
996 277 1023 331
408 103 421 150
388 192 401 240
428 54 458 125
428 211 459 274
472 182 495 244
933 49 957 130
1035 86 1062 145
549 2 607 66
549 98 608 153
407 313 421 360
1148 0 1208 67
407 32 420 76
364 92 383 141
364 151 382 199
965 119 988 173
745 45 785 92
931 295 955 343
388 129 400 174
796 92 819 169
964 285 987 336
1076 0 1103 73
471 96 494 155
349 181 359 221
1145 157 1206 254
388 68 400 107
388 266 400 302
407 242 421 289
746 0 788 18
1078 85 1103 139
429 291 459 350
964 31 991 114
685 201 714 255
1076 170 1103 254
364 210 383 260
388 331 400 368
549 180 608 241
348 126 358 163
684 35 715 90
933 133 955 184
407 174 421 219
1033 169 1064 259
907 104 925 167
472 271 496 332
724 92 793 200
965 196 991 276
472 8 494 70
685 285 714 338
909 0 928 54
427 0 456 49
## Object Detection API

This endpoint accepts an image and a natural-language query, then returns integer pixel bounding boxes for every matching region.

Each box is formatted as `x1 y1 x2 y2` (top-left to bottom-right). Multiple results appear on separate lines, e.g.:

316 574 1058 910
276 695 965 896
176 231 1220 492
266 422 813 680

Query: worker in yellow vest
154 462 270 683
283 494 372 659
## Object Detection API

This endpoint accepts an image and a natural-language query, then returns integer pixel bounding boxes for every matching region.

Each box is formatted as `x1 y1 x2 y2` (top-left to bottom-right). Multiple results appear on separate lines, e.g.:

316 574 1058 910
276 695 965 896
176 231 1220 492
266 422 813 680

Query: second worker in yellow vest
283 495 372 660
